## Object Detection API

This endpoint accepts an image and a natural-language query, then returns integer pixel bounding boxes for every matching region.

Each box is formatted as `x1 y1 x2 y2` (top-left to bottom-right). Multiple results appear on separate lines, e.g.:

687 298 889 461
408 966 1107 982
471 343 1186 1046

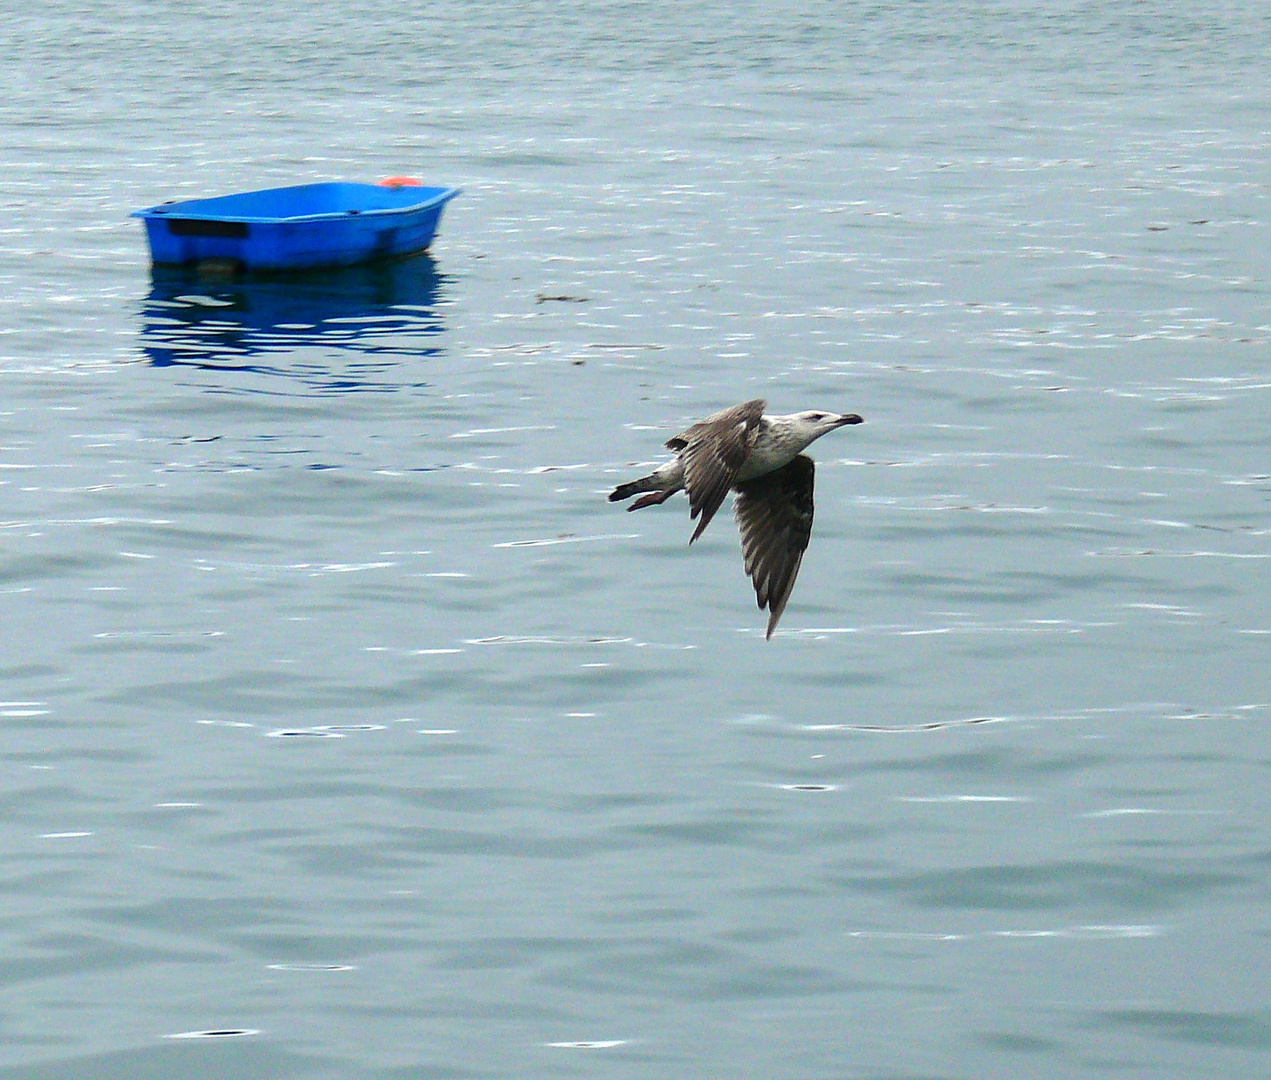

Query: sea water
2 2 1269 1076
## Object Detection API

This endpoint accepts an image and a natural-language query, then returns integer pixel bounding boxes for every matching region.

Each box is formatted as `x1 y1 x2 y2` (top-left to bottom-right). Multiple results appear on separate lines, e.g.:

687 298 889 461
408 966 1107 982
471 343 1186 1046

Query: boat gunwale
130 185 460 226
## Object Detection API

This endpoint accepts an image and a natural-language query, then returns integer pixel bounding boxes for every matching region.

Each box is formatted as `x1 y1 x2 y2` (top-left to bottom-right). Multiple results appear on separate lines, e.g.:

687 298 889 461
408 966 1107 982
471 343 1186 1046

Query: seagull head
791 410 865 439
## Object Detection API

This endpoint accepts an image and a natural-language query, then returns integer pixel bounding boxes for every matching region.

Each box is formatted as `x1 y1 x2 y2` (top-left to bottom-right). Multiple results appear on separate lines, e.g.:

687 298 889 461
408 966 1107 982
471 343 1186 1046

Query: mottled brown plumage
609 399 863 637
669 399 767 542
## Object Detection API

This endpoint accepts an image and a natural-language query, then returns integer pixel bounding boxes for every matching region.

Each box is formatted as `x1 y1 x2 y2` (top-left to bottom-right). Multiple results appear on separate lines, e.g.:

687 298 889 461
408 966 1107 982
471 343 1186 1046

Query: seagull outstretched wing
734 454 816 638
668 398 765 543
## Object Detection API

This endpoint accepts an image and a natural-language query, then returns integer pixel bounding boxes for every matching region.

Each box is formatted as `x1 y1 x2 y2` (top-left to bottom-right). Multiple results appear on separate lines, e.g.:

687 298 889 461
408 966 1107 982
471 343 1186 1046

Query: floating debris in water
164 1029 260 1040
266 962 355 972
763 783 840 792
544 1039 629 1049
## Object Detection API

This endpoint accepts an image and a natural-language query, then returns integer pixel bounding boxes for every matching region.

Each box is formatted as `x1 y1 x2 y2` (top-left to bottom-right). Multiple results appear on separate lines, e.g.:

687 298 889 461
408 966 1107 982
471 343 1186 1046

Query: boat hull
132 182 459 271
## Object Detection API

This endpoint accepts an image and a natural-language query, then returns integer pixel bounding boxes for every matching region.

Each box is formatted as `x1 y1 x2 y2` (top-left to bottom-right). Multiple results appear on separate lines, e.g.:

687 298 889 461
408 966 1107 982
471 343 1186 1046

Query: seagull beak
835 413 864 427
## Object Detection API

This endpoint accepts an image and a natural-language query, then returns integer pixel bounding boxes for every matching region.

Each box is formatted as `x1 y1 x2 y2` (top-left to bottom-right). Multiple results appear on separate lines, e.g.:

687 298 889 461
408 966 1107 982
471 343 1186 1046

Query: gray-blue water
3 2 1269 1077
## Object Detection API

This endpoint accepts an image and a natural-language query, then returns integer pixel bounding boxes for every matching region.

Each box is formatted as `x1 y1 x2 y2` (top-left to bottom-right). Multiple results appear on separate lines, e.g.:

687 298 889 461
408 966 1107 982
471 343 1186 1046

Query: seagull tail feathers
609 478 651 502
610 475 676 509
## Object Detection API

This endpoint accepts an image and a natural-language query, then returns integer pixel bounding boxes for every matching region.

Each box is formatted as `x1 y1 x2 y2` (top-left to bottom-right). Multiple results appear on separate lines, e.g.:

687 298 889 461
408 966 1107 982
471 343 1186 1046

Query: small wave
466 635 635 646
492 533 639 548
264 723 384 738
898 794 1030 804
800 716 1006 733
1 703 50 717
449 424 556 439
1083 807 1220 818
848 924 1161 943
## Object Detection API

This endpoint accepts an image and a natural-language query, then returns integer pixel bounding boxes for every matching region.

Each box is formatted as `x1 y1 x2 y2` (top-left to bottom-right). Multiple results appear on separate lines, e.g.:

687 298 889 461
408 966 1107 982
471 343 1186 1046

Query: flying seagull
609 399 863 637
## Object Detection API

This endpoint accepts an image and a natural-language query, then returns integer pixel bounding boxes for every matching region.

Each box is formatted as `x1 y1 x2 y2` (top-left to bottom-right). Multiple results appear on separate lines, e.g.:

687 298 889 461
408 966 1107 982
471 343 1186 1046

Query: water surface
2 2 1269 1077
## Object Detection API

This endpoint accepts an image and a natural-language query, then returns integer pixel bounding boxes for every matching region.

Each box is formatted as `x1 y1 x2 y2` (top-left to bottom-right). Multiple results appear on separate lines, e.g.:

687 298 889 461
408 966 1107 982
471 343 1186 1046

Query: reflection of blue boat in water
139 254 446 394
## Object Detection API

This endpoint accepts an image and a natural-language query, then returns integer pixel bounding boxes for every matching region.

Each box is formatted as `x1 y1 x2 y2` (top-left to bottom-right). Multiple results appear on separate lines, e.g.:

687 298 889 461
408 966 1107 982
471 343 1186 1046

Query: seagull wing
668 399 765 543
734 454 816 639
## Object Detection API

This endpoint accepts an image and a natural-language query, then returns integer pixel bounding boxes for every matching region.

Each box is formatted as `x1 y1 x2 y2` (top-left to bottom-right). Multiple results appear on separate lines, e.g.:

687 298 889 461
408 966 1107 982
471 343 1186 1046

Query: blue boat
132 181 459 272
